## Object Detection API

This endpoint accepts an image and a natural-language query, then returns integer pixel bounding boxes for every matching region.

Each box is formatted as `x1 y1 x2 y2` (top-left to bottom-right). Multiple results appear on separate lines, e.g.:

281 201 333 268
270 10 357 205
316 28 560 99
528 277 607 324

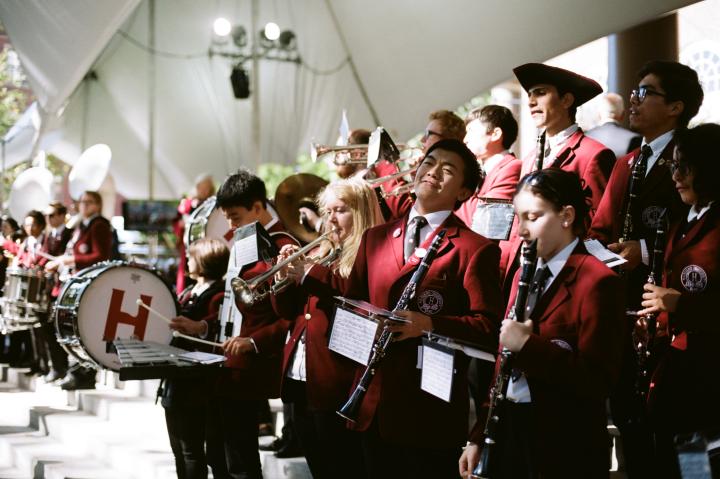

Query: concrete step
0 466 32 479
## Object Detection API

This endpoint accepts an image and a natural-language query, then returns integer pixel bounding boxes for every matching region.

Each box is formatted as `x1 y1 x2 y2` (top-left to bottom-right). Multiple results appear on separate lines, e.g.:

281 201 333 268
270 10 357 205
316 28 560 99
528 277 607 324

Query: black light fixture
209 18 301 100
230 65 250 99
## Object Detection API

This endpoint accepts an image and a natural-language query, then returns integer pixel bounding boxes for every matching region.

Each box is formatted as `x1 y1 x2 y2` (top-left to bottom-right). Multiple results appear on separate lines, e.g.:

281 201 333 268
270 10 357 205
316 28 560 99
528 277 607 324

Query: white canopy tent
0 0 698 199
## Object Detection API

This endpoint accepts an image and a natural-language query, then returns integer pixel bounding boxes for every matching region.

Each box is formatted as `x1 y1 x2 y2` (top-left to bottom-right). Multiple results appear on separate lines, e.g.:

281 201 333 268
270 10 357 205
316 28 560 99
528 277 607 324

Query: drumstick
136 299 224 348
35 250 59 261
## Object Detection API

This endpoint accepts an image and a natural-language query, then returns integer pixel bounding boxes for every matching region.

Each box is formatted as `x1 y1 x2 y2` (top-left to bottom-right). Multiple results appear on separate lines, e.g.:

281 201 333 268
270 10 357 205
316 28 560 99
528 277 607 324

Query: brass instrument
311 126 421 167
231 229 338 305
274 173 328 244
366 165 418 198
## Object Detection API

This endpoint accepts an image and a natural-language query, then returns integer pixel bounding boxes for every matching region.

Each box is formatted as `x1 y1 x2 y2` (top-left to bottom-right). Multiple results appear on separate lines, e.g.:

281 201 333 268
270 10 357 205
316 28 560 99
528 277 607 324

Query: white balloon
68 143 112 200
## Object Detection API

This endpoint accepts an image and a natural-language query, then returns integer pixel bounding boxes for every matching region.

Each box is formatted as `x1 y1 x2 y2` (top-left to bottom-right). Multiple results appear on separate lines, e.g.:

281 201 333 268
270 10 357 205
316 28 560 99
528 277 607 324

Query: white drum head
76 265 176 370
205 207 232 245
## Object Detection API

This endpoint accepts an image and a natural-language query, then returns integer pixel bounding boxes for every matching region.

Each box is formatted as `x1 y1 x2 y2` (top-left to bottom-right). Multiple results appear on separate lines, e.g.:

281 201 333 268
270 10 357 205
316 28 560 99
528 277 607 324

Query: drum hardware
53 261 177 371
183 195 232 251
231 228 338 305
136 299 224 348
273 173 329 244
0 267 52 332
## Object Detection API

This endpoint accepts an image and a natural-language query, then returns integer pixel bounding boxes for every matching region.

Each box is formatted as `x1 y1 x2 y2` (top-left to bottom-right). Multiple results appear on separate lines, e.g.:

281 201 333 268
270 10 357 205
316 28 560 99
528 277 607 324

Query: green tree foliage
258 152 332 198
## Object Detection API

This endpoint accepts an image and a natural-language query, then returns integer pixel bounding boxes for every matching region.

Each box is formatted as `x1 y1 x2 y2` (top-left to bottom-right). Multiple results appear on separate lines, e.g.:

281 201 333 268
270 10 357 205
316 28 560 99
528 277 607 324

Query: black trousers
284 378 364 479
205 397 262 479
164 404 208 479
489 402 536 479
35 320 68 373
360 417 461 479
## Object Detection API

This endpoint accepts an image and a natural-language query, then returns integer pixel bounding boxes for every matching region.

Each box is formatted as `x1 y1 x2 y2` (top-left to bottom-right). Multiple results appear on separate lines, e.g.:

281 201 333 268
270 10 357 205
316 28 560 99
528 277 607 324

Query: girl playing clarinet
460 168 625 478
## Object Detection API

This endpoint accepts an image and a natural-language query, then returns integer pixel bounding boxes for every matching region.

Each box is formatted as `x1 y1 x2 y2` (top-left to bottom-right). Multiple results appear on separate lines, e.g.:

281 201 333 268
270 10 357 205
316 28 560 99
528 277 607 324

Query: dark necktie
510 266 552 382
404 216 428 262
630 145 653 190
524 266 552 321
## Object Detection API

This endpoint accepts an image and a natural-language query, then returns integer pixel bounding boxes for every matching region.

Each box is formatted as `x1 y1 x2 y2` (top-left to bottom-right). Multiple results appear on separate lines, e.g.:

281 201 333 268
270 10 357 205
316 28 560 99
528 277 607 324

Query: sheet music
471 201 515 240
584 239 627 269
420 341 455 402
178 351 226 365
232 234 259 268
328 306 378 366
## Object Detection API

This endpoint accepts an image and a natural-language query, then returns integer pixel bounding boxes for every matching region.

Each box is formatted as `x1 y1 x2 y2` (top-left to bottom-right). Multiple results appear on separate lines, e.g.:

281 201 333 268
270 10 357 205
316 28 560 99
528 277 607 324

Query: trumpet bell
274 173 329 244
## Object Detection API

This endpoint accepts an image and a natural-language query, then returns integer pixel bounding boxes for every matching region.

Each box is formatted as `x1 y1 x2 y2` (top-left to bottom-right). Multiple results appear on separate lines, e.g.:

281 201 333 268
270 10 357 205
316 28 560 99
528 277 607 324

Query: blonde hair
317 178 383 278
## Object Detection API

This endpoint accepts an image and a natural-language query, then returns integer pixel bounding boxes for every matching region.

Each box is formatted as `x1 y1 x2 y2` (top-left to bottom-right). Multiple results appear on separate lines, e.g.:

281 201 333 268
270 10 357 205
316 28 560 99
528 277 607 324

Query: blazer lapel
530 245 585 324
670 204 720 258
641 140 675 197
549 130 583 170
397 213 460 276
389 217 407 271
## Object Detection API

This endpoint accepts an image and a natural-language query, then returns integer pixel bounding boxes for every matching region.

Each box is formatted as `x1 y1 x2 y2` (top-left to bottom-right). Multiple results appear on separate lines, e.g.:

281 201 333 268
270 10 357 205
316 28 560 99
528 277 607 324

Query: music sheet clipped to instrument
420 340 455 402
328 305 379 366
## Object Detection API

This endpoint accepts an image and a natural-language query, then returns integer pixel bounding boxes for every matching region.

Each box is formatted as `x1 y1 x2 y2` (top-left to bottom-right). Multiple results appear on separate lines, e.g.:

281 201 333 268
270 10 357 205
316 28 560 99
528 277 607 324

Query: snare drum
183 196 232 251
0 267 51 332
54 261 178 371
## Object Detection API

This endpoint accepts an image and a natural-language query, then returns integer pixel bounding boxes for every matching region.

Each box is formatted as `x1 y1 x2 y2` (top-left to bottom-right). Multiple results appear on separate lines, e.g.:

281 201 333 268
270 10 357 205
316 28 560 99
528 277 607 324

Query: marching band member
297 139 503 478
460 168 625 478
176 173 216 292
588 60 704 478
205 170 297 479
46 191 113 390
500 63 615 299
162 238 228 479
273 178 383 478
39 202 72 382
637 124 720 478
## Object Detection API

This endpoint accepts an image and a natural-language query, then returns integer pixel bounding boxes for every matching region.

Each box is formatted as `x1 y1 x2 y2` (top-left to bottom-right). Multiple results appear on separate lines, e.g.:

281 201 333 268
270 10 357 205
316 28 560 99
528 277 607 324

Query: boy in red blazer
300 139 503 478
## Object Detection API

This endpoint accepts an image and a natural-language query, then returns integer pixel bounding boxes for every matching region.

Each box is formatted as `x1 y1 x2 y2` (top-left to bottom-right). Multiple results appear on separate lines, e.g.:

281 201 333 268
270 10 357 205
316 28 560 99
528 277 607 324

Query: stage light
278 30 297 50
213 17 232 37
231 25 247 47
264 22 280 41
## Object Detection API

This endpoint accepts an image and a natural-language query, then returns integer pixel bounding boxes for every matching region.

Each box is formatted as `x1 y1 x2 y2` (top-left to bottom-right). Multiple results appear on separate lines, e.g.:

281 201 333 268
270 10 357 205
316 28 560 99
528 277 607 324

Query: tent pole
148 0 156 200
250 0 261 170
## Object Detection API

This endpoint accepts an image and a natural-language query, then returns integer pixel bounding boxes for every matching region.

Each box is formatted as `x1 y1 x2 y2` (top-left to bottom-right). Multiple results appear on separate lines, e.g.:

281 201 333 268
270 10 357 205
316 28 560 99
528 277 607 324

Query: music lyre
135 299 224 348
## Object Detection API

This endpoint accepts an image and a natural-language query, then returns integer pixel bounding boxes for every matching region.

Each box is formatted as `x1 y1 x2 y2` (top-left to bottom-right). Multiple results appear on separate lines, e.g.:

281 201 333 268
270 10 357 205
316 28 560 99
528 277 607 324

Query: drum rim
53 260 180 371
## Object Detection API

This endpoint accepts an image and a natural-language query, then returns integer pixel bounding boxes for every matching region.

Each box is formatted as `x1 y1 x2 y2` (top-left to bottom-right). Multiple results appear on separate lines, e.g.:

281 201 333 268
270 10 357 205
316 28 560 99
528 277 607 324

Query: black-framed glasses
422 129 442 141
668 160 692 177
630 86 667 103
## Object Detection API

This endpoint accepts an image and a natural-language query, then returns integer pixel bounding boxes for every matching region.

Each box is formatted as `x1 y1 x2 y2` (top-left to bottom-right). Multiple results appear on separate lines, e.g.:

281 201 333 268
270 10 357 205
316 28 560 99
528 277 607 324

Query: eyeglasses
668 160 691 177
422 129 443 141
630 86 667 103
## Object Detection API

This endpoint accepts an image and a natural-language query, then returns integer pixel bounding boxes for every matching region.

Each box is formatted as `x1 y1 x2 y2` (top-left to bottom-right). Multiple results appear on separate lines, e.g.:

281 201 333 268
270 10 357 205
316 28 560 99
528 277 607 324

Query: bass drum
183 196 232 250
54 261 177 371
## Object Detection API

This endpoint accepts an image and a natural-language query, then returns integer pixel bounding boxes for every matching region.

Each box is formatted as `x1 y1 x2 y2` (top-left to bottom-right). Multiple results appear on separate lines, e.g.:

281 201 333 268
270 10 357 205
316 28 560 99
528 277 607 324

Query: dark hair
515 168 591 236
2 215 19 230
26 210 46 230
188 238 230 281
348 129 371 145
82 191 103 210
424 139 481 194
216 169 268 210
674 123 720 203
466 105 519 149
638 61 704 128
47 201 67 217
555 85 578 123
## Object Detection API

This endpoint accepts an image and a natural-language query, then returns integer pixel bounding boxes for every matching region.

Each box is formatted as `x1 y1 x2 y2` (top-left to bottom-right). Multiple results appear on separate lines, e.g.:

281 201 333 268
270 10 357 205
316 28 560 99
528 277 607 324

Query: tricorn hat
513 63 603 107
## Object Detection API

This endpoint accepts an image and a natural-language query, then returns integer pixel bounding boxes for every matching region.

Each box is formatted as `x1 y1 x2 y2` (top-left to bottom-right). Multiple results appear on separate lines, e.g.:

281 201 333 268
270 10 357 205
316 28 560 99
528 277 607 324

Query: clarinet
337 229 447 422
634 211 668 400
619 150 647 243
533 130 546 172
472 240 538 479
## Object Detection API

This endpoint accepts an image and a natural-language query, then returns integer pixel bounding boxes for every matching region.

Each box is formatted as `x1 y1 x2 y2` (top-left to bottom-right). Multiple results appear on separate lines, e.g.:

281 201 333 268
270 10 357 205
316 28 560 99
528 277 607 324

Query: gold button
304 313 311 320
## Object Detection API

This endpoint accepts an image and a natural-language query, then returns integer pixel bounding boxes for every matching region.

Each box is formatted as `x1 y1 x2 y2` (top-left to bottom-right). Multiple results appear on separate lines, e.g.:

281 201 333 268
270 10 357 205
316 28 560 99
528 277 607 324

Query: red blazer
41 227 73 259
499 131 614 297
274 287 359 411
217 222 297 400
72 216 113 271
589 141 685 308
473 243 624 476
304 213 503 448
373 159 414 221
647 204 720 434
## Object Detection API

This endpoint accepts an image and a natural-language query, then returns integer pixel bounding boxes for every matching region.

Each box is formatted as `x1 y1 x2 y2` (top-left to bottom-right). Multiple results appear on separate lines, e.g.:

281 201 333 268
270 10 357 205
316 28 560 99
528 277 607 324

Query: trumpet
366 165 418 197
231 229 338 305
311 126 421 167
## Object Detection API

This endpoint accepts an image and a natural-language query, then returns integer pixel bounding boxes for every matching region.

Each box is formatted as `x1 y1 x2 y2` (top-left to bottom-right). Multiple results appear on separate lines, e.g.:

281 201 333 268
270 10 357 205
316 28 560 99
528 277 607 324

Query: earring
562 221 569 227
